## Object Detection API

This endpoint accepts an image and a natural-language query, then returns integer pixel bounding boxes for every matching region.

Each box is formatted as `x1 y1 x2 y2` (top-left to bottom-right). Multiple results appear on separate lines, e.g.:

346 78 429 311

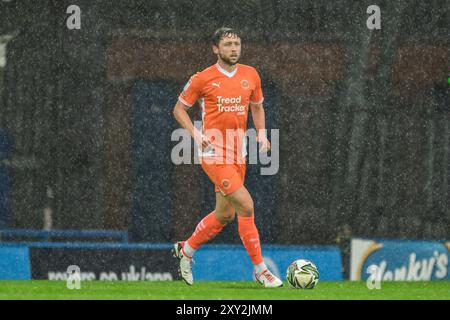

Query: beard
219 52 240 66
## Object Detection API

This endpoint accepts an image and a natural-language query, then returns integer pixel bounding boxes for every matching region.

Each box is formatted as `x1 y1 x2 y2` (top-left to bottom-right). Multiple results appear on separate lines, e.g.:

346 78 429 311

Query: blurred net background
0 0 448 244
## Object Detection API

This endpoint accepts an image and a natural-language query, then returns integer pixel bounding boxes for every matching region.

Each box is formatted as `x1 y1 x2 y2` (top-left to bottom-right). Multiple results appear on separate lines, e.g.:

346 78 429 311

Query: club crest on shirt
241 79 250 90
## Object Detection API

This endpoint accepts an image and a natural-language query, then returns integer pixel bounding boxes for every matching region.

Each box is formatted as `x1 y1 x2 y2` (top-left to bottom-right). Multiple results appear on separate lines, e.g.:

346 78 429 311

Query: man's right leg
174 192 235 285
184 193 235 256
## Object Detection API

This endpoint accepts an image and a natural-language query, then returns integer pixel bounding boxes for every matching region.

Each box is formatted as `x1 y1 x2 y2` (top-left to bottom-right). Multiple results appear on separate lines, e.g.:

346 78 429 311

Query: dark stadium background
0 0 448 249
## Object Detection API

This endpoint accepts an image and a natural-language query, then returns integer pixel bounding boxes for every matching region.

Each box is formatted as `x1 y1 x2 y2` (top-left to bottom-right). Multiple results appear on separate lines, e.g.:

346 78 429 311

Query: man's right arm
173 100 212 151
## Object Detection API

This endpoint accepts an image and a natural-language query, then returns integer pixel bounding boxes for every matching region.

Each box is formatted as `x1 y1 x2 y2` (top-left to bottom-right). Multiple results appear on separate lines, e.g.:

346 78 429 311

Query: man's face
213 34 241 66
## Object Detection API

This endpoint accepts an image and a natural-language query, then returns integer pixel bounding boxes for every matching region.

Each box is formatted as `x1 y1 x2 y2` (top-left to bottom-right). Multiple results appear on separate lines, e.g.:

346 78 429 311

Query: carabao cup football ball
286 259 319 289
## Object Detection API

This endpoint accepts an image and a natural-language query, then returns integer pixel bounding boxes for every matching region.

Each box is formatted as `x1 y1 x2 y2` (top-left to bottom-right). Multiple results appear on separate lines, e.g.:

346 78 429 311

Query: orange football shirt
179 63 264 164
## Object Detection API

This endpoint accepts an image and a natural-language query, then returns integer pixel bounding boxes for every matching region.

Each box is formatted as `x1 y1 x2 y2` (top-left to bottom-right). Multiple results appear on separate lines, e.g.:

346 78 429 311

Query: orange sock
238 215 264 265
186 211 225 250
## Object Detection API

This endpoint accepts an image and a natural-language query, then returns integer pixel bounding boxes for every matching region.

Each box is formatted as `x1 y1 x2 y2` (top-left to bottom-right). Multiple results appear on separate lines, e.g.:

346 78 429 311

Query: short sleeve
249 69 264 105
178 73 203 107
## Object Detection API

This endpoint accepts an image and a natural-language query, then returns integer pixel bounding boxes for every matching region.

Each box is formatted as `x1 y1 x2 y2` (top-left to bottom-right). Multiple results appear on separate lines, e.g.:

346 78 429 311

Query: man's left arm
250 103 271 153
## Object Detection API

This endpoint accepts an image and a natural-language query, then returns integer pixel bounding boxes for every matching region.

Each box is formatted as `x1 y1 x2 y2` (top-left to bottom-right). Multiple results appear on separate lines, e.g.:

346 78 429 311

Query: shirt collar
215 63 238 78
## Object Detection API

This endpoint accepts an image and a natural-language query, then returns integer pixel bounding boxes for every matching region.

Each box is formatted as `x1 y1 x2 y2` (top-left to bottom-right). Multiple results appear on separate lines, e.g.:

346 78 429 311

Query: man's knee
227 186 254 217
216 208 236 224
239 202 254 217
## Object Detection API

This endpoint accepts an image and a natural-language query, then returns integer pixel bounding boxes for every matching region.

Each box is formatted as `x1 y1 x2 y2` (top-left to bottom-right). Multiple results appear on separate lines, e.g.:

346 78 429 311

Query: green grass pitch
0 281 449 300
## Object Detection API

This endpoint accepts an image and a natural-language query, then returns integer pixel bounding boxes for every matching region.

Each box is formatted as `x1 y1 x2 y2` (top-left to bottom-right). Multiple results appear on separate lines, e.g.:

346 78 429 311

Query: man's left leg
225 185 283 288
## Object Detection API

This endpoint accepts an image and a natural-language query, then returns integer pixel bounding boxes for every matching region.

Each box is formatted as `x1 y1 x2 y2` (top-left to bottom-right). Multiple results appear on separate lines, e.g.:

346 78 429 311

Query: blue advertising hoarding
0 245 31 280
194 244 343 281
350 238 450 281
0 243 343 281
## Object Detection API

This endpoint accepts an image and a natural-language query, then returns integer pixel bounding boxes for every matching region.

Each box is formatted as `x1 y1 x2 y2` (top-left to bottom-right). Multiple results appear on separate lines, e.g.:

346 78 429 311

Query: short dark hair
212 27 241 46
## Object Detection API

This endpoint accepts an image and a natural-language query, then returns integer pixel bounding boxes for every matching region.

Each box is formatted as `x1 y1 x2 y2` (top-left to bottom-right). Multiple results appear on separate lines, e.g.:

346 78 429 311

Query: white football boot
254 269 283 288
172 241 194 286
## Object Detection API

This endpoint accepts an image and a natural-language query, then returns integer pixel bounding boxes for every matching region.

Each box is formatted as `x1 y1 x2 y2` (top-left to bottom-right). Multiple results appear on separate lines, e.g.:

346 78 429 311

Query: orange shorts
201 158 246 196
